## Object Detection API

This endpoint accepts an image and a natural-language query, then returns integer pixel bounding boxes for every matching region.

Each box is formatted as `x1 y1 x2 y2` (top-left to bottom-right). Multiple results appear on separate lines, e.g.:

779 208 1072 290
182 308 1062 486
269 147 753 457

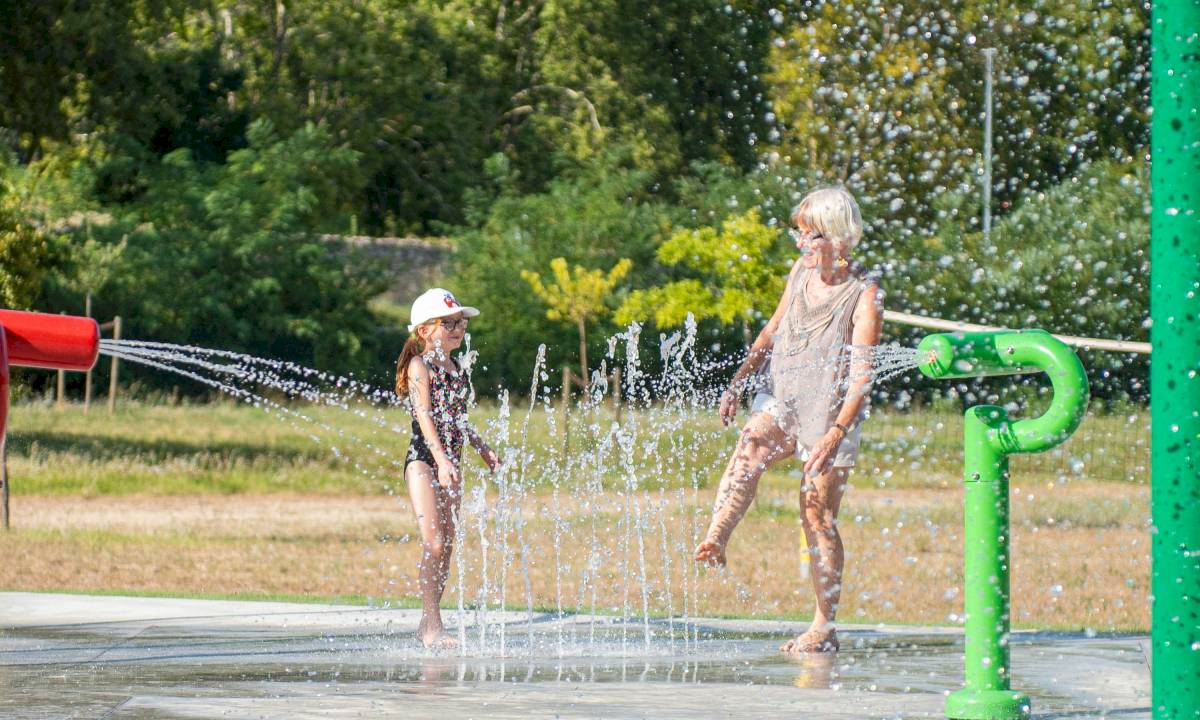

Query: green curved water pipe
917 329 1090 720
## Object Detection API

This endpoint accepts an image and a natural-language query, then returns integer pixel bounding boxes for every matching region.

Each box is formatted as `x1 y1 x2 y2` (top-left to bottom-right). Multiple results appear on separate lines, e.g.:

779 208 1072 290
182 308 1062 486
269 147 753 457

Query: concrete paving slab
0 592 1150 719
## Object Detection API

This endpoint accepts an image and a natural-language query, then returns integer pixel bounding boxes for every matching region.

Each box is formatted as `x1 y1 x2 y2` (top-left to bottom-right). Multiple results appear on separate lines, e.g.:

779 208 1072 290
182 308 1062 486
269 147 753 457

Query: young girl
395 288 499 649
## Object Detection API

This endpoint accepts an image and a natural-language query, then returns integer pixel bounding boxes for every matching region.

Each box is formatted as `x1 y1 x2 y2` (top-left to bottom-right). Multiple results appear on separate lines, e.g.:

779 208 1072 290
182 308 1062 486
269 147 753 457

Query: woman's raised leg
695 412 796 566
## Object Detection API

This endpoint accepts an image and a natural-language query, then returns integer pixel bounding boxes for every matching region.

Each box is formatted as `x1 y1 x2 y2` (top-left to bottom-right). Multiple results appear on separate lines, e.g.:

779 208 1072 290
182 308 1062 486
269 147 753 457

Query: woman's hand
803 426 846 476
435 454 461 488
719 386 742 427
479 445 500 473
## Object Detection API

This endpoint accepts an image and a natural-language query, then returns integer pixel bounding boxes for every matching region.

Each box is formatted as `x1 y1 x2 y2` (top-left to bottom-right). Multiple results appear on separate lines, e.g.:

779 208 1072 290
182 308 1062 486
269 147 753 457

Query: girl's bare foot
418 619 459 649
694 540 726 566
780 627 838 653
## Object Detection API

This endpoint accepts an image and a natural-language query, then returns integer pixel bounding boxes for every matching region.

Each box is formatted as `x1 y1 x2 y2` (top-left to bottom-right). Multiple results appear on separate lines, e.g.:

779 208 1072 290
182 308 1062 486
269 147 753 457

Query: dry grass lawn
0 481 1149 632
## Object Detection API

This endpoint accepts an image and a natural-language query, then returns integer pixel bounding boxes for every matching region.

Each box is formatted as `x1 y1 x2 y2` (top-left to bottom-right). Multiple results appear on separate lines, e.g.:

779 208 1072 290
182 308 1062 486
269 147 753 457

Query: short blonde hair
791 187 863 253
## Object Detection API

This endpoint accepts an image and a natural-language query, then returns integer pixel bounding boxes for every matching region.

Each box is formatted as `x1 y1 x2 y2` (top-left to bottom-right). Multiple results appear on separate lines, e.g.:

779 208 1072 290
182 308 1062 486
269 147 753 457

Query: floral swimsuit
406 353 469 480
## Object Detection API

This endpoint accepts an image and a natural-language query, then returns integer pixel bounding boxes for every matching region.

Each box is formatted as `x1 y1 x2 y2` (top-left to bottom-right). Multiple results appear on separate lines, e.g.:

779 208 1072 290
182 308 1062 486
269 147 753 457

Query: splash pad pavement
1 592 1149 719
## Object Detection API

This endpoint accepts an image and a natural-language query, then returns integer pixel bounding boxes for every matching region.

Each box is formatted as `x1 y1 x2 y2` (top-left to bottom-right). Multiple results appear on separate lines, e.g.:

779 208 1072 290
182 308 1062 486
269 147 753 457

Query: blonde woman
694 187 884 654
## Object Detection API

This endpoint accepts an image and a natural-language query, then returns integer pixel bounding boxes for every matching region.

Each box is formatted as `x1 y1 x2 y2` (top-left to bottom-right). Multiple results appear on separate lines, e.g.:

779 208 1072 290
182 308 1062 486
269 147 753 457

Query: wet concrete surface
0 593 1150 719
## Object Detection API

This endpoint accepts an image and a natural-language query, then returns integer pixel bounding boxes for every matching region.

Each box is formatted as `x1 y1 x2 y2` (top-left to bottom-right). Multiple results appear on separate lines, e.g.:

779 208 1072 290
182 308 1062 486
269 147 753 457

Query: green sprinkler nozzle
917 329 1089 454
918 330 1045 380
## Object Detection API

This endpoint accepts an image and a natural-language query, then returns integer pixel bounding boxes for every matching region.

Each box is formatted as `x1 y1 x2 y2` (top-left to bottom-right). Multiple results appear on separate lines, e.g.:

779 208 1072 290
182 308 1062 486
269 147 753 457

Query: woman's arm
719 261 802 425
834 282 884 429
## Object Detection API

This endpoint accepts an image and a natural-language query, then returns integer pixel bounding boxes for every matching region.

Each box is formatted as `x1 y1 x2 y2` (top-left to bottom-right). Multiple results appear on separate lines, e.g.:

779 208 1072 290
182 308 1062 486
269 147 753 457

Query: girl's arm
465 424 486 452
466 424 500 472
802 282 884 475
408 356 460 485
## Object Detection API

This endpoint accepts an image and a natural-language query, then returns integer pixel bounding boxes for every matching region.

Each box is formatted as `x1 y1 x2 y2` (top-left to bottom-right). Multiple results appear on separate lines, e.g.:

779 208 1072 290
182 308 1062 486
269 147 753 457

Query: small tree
0 188 54 310
522 257 632 383
615 209 789 345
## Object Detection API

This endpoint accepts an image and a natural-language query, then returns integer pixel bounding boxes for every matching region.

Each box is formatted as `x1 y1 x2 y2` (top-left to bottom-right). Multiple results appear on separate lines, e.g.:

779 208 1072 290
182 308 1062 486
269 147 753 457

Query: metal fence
859 408 1151 484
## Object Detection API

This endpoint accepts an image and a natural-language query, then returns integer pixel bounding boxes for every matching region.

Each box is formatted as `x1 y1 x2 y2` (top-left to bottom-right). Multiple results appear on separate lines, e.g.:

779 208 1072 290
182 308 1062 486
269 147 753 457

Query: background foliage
0 0 1150 401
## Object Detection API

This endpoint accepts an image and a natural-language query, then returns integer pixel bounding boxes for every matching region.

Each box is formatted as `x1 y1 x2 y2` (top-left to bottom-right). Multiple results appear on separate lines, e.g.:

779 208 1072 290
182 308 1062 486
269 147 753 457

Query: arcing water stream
99 319 923 658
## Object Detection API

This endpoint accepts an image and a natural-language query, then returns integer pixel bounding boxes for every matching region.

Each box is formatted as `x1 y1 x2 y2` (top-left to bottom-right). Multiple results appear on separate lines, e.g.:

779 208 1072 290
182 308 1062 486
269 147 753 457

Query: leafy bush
448 149 667 392
45 120 390 380
0 179 56 310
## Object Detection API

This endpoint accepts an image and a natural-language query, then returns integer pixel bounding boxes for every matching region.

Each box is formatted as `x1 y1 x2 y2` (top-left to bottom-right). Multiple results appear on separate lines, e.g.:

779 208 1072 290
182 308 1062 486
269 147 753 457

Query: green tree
450 149 665 391
0 188 55 310
71 119 388 375
616 210 789 345
524 0 775 177
892 158 1149 403
767 0 1148 238
523 257 632 382
0 0 180 156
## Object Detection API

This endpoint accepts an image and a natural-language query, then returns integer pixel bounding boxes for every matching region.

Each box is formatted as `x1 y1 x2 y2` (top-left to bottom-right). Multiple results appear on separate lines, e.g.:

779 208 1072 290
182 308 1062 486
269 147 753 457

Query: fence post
56 313 66 410
612 366 622 423
107 316 122 415
561 366 571 463
83 293 93 414
1 323 8 531
0 432 6 531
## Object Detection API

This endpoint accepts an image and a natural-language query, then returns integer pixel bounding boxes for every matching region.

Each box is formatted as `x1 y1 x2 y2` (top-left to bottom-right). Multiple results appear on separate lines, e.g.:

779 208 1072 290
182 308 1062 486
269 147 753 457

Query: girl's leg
781 466 850 653
434 482 462 617
405 461 456 648
695 412 796 565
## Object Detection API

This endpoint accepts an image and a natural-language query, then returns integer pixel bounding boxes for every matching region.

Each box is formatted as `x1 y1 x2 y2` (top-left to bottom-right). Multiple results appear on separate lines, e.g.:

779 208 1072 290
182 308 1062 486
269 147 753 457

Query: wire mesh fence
859 408 1151 485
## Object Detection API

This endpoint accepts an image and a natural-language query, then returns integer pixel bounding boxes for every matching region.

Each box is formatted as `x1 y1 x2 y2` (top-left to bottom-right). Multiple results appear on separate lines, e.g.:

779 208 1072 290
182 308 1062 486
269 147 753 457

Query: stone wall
323 235 450 305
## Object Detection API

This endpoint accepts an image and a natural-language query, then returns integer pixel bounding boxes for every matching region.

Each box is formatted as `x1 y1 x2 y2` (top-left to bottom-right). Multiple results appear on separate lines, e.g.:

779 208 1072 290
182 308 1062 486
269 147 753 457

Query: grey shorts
750 392 862 468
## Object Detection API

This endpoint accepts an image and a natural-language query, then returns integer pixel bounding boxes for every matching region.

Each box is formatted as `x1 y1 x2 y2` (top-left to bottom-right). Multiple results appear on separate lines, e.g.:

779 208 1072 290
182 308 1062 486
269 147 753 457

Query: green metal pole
1150 3 1200 718
919 330 1089 720
951 405 1027 719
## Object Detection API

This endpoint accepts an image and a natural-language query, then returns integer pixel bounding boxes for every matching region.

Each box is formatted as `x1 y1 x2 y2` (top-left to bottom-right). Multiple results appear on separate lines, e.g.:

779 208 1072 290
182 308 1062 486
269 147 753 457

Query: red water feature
1 324 8 466
0 310 100 496
0 310 100 371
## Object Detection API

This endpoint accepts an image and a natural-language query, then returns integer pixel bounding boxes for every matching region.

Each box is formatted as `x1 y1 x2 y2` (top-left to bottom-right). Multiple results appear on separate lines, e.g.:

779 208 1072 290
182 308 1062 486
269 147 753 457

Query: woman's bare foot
693 540 726 566
780 627 838 653
418 619 459 649
422 631 459 650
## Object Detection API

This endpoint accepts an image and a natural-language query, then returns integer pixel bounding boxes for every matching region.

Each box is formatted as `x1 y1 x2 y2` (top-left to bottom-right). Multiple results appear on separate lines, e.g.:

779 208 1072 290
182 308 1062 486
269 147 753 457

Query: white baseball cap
407 288 480 332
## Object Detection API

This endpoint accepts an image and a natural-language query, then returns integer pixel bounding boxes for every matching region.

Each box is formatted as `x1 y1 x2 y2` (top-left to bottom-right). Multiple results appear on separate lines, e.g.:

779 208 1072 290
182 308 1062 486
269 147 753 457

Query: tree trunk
577 318 588 387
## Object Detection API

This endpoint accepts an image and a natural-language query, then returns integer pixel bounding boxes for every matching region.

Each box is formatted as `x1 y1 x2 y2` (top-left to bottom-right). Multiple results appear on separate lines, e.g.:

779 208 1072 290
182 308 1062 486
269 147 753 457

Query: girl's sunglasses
435 318 469 331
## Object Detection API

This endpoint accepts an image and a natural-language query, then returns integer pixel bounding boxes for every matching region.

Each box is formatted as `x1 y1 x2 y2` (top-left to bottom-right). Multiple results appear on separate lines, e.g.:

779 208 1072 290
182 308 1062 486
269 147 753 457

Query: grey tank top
767 265 871 446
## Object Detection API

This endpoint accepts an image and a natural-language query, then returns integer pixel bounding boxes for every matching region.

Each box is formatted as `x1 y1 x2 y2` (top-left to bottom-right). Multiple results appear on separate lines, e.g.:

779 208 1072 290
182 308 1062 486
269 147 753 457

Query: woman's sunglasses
789 227 824 243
